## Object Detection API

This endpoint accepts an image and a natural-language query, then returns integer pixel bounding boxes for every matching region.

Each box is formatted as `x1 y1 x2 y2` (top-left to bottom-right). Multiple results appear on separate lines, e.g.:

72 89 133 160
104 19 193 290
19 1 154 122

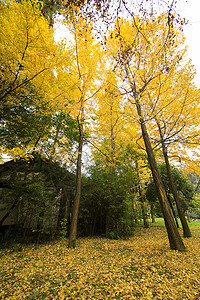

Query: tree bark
167 195 179 228
68 121 83 248
135 161 149 228
186 211 191 222
132 197 139 224
135 97 186 251
150 203 155 223
156 120 192 237
140 200 149 228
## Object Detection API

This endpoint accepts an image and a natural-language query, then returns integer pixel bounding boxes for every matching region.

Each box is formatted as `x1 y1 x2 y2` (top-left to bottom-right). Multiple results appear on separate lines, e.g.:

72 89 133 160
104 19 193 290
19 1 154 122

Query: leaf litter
0 227 199 299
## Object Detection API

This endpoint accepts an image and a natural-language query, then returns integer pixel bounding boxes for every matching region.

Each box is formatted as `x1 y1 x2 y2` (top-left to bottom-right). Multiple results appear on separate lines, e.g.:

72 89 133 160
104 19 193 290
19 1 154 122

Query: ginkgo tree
0 0 79 161
60 8 104 248
90 71 152 230
128 59 200 238
126 36 200 238
105 14 191 251
0 0 55 157
91 73 126 170
0 0 60 103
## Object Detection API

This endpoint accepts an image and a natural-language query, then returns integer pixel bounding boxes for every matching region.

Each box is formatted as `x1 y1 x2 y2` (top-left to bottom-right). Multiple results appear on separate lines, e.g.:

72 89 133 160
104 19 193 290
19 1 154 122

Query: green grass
188 220 200 228
152 217 200 230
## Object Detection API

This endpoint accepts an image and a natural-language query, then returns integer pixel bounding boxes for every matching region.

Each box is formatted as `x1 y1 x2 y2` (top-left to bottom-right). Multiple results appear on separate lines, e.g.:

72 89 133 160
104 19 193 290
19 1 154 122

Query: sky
176 0 200 86
54 0 200 86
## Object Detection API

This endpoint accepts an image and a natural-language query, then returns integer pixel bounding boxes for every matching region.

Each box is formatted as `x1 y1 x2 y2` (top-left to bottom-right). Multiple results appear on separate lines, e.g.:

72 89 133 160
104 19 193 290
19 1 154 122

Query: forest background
0 0 200 252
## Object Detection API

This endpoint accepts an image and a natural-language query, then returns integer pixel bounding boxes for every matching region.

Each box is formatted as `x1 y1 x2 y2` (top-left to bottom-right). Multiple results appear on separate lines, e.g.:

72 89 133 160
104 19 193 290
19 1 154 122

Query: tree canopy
0 0 200 251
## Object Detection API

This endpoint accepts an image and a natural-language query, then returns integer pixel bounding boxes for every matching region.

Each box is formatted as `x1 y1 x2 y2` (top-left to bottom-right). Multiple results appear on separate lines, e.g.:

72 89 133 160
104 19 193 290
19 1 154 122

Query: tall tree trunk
150 203 155 223
156 120 192 238
106 101 116 237
68 121 83 248
186 211 191 222
135 161 149 228
132 197 139 224
167 195 179 228
135 98 186 251
140 200 149 228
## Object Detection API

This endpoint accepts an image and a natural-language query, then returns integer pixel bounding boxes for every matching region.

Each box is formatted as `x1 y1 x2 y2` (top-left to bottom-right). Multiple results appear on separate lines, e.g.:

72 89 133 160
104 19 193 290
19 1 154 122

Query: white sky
176 0 200 86
54 0 200 86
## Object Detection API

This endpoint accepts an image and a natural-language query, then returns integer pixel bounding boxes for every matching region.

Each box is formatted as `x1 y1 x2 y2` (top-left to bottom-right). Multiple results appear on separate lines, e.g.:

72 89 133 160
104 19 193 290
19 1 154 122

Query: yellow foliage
0 0 58 102
0 146 34 161
106 14 200 175
60 11 104 118
0 0 75 159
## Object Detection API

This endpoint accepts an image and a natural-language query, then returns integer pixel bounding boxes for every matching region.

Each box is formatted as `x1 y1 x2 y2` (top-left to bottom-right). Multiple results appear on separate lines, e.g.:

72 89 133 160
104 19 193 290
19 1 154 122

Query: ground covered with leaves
0 226 200 299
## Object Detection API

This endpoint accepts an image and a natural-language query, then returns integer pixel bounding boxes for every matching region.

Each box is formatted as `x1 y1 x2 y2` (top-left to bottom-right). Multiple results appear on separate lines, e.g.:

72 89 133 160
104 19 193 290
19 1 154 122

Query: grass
153 217 200 230
0 221 200 299
189 220 200 228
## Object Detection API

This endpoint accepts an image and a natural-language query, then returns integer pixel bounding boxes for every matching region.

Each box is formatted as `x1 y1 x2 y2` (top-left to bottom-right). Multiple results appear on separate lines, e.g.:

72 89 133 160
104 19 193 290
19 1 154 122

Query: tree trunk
135 98 186 251
68 121 83 248
167 195 179 228
138 187 149 228
135 161 149 228
140 200 149 228
186 211 191 222
156 120 192 238
150 203 155 223
132 198 139 224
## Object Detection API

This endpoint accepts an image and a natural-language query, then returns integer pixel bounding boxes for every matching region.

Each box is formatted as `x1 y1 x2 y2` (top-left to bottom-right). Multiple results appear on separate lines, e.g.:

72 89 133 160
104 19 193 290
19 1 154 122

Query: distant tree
146 164 195 224
79 161 137 238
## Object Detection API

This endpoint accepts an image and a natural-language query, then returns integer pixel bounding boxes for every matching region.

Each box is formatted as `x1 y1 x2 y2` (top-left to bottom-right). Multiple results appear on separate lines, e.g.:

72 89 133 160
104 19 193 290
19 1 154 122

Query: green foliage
1 88 79 160
0 85 51 150
0 226 17 247
42 110 79 160
107 231 120 240
188 172 200 193
41 0 64 27
79 163 137 238
59 219 68 239
167 166 194 210
146 163 195 217
146 179 162 217
186 173 200 219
